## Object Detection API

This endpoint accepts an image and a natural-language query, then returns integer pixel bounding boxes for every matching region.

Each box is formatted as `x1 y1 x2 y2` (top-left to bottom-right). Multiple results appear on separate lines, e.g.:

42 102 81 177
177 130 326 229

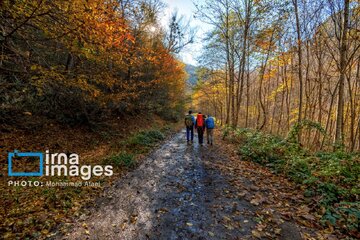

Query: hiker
195 112 205 145
205 115 215 145
185 110 195 142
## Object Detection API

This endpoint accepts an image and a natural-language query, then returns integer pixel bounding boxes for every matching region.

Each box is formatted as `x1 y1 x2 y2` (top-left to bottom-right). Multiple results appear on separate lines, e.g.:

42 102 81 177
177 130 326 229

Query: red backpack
197 114 204 127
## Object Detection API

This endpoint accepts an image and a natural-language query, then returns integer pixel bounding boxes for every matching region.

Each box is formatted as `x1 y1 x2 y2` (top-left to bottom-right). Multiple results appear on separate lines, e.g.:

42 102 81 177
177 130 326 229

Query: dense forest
1 0 360 239
192 1 360 235
193 0 360 151
1 1 192 238
1 0 189 125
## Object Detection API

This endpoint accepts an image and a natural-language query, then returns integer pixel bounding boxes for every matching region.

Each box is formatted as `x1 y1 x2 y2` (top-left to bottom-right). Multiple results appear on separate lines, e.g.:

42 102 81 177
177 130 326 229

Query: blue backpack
206 117 215 129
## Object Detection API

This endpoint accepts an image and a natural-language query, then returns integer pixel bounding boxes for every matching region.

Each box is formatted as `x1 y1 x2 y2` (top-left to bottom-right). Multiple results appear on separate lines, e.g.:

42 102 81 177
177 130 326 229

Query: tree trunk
334 0 349 148
293 0 304 143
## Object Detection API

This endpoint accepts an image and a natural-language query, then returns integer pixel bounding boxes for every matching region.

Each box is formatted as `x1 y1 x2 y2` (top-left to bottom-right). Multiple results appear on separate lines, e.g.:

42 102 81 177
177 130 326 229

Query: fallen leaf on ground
250 194 265 206
130 215 138 224
252 229 263 238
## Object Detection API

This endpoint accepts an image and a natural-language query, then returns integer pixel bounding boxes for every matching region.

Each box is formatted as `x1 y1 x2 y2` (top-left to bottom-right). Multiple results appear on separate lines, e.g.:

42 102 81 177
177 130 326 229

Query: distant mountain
185 64 198 87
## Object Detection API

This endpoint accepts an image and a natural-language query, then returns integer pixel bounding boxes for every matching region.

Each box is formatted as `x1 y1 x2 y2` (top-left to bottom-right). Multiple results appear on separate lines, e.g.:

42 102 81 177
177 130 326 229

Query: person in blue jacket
205 115 215 145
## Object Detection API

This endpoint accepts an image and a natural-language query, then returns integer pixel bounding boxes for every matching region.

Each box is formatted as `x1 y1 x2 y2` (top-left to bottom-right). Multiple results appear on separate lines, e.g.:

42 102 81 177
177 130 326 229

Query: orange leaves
255 39 272 51
73 0 133 55
263 68 277 81
3 0 187 123
6 0 134 60
254 28 277 51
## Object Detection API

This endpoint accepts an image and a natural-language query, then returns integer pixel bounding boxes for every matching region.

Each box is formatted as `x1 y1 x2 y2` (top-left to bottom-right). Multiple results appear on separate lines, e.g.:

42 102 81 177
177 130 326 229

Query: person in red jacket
195 112 205 145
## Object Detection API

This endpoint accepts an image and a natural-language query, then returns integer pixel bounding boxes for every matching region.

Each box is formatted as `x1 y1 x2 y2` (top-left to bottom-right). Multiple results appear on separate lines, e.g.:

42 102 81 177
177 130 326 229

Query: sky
161 0 211 66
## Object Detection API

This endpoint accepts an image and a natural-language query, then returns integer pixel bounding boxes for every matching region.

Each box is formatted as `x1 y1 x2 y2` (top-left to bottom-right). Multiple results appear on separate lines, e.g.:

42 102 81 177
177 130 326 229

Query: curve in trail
60 130 295 240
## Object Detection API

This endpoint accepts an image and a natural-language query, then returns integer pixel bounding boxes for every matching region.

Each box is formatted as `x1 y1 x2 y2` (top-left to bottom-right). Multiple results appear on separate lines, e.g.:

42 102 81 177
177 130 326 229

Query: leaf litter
54 129 342 239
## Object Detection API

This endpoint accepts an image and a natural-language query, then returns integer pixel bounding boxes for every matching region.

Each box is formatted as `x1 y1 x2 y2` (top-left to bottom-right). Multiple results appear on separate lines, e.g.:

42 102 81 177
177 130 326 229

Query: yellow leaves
274 228 282 235
237 191 248 198
120 222 127 230
146 55 157 62
255 40 272 51
23 111 32 116
222 215 236 230
252 229 263 238
30 65 38 71
192 69 227 110
247 105 258 118
289 108 299 124
130 214 138 224
3 232 13 239
157 208 169 214
263 68 277 81
267 82 287 100
255 30 276 51
223 215 232 222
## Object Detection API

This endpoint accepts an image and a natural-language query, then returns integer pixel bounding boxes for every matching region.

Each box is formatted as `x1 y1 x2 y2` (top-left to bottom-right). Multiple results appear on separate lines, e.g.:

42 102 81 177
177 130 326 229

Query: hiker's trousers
207 128 214 144
197 127 204 144
186 126 194 141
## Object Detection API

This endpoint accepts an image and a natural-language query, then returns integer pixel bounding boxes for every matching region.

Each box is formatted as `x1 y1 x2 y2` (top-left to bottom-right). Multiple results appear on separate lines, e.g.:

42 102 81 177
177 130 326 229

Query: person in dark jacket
184 110 195 142
195 112 205 145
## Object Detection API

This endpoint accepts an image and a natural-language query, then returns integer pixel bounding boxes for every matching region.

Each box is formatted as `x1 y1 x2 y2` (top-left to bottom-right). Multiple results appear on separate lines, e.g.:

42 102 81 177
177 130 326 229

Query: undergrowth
223 125 360 236
104 128 168 167
105 152 135 168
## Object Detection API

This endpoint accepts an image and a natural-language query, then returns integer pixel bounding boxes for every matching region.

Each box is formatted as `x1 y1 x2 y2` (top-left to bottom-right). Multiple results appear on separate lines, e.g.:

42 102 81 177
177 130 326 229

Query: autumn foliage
1 1 187 238
1 0 186 124
194 0 359 237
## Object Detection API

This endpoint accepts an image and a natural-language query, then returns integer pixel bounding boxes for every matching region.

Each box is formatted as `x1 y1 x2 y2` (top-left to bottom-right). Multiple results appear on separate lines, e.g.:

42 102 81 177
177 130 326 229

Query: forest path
59 130 308 240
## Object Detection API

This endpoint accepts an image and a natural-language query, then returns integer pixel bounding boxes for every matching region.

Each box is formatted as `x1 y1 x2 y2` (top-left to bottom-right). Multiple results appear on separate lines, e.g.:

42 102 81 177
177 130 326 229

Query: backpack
196 114 204 127
206 117 215 129
185 115 194 127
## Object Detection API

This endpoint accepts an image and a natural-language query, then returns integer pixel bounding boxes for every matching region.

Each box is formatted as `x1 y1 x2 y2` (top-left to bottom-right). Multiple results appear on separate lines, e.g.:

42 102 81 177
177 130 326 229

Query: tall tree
292 0 304 143
335 0 350 147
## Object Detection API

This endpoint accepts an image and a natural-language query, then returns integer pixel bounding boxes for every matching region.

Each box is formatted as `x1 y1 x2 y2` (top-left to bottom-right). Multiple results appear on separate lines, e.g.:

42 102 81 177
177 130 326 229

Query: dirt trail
59 130 307 240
